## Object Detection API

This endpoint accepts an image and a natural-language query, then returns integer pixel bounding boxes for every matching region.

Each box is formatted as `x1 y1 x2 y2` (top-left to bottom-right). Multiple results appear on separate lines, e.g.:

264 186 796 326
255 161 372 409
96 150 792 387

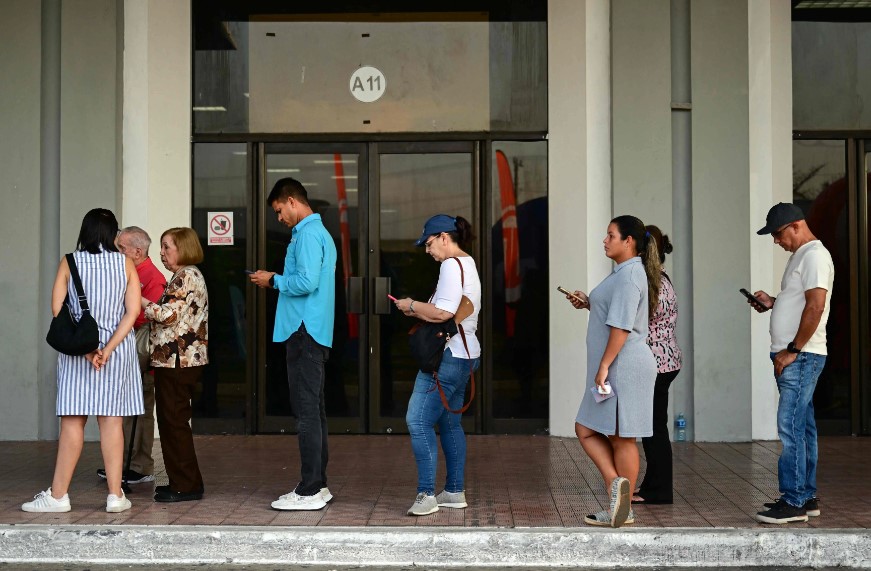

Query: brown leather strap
432 256 475 414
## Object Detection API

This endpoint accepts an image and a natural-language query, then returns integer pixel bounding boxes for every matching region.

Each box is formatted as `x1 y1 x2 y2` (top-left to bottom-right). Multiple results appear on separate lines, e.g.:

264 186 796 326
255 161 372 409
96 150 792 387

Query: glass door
861 140 870 435
255 141 480 434
792 137 871 436
368 142 480 433
258 143 367 433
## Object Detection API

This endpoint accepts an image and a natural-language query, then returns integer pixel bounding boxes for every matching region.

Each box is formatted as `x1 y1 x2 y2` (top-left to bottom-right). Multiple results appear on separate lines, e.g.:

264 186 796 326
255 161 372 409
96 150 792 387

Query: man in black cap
750 202 834 524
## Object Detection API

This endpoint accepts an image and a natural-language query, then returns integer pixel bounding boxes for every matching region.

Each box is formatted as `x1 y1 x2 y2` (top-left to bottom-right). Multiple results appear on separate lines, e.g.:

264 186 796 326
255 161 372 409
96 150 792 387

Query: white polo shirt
431 256 481 359
770 240 834 355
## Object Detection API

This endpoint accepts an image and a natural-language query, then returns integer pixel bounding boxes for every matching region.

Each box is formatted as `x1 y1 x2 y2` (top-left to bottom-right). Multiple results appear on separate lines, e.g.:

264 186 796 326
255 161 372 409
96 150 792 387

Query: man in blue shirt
251 178 337 511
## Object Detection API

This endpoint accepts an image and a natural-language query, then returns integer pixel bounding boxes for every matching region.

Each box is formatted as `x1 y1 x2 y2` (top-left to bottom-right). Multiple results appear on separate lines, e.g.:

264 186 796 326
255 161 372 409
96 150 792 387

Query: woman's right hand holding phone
569 290 589 310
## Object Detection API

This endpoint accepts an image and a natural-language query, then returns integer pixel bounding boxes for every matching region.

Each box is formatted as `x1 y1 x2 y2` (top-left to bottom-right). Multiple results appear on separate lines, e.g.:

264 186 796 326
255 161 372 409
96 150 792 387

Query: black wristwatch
269 275 275 288
786 341 801 354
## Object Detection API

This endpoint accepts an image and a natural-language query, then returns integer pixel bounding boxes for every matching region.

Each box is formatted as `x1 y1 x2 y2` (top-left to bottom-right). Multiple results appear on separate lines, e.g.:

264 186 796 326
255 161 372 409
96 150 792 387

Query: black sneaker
756 498 809 524
764 496 820 517
96 468 155 484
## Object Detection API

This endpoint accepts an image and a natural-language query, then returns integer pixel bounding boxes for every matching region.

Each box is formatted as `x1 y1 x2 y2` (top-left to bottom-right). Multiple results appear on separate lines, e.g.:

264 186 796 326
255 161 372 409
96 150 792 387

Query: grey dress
575 257 656 437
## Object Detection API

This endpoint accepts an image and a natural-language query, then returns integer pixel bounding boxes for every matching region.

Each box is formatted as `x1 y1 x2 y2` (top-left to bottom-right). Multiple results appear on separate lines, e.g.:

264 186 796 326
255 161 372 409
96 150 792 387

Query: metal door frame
255 142 369 434
794 131 871 436
367 141 482 434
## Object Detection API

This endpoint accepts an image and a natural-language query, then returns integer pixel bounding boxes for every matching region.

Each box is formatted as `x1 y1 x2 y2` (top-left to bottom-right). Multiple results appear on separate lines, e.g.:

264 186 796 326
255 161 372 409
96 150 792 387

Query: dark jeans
286 323 330 496
639 369 680 503
154 365 204 493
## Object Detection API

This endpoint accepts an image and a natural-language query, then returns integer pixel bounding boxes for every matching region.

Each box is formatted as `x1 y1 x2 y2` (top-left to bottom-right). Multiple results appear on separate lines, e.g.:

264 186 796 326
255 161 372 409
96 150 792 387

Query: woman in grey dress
565 215 660 528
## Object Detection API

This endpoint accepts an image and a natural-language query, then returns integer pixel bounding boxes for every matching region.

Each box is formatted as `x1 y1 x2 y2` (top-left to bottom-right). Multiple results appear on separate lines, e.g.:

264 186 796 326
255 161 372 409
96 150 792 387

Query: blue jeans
406 348 480 495
287 323 330 496
771 351 825 508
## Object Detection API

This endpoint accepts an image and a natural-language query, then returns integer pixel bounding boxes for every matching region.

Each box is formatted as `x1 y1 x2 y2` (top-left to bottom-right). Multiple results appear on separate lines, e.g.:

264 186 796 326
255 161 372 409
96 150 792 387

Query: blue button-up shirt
272 213 337 347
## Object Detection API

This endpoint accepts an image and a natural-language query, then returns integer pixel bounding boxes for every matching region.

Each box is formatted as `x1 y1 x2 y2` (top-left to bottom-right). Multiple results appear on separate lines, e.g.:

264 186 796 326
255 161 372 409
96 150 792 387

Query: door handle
373 277 392 315
348 276 364 314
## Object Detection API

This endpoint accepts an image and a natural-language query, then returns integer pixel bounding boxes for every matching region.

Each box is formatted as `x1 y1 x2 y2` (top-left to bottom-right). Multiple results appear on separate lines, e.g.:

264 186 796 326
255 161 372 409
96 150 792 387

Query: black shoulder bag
46 253 100 356
408 257 476 413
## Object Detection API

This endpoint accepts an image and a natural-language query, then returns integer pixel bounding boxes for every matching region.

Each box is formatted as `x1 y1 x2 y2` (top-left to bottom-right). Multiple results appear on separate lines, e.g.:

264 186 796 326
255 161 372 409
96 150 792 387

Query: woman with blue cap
392 214 481 516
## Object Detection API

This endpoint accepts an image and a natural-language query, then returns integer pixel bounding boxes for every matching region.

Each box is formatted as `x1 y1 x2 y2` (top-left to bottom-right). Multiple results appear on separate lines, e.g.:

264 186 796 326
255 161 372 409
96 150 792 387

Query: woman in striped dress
22 209 143 514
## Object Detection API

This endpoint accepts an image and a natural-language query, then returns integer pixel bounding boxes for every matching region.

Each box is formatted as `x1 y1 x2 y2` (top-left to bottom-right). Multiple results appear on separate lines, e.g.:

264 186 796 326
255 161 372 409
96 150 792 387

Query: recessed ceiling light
192 106 227 112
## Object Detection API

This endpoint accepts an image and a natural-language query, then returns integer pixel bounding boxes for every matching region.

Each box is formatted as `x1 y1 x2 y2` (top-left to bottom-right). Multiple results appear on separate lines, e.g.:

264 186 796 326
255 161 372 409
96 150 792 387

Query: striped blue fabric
56 250 144 417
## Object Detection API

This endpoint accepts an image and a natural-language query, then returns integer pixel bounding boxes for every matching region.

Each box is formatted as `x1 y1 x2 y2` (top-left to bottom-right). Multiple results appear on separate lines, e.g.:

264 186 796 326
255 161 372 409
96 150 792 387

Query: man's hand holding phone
558 286 589 310
741 288 774 313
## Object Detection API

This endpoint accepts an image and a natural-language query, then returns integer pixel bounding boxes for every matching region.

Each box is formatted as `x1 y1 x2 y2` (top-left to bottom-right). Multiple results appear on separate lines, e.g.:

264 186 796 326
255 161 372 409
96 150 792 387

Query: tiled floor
2 435 868 528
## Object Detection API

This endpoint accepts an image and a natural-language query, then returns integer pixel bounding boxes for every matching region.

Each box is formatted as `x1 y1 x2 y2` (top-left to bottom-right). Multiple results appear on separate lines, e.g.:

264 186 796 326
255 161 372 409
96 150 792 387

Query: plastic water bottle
675 413 687 442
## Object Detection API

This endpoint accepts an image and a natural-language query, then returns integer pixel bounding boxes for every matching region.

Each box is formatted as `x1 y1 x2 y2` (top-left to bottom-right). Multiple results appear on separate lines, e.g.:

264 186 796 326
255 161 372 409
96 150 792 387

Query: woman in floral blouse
635 225 682 505
143 227 208 503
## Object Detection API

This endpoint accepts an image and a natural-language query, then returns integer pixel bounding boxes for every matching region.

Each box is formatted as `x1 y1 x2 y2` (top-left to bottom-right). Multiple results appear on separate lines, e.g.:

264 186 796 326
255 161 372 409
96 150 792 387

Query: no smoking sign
208 212 234 245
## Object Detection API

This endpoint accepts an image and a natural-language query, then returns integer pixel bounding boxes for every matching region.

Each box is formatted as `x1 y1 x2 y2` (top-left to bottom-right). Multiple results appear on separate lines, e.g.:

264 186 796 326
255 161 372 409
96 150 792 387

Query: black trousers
154 365 204 493
639 369 681 503
286 324 330 496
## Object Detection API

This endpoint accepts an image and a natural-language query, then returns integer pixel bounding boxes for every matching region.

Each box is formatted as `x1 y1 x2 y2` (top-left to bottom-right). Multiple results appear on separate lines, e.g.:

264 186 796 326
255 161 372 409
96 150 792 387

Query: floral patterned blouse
145 265 208 368
647 272 682 373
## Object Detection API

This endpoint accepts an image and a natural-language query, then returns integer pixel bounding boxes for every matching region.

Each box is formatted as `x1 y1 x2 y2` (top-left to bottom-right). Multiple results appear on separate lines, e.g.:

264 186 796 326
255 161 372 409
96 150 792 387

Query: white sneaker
436 490 467 509
22 489 71 513
271 491 327 511
106 492 132 513
321 487 333 503
407 493 439 516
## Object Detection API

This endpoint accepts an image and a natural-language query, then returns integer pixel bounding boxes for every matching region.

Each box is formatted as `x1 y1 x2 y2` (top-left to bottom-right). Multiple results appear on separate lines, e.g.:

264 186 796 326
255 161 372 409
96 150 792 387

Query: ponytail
447 215 475 246
641 232 661 316
611 215 662 317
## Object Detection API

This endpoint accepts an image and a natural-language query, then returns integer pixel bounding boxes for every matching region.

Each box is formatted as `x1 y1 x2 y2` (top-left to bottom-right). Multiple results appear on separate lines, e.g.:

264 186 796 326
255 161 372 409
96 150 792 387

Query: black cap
757 203 804 235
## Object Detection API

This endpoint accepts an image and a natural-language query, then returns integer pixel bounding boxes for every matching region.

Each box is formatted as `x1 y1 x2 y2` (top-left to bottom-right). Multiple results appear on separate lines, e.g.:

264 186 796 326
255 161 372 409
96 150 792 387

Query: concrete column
670 0 695 438
548 0 612 437
690 0 752 441
0 1 46 440
122 0 192 249
611 0 672 223
39 0 61 439
748 0 792 440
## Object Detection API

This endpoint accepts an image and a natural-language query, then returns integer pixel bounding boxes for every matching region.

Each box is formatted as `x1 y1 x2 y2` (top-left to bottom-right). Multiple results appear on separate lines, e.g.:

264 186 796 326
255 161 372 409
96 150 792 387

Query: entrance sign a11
350 66 386 103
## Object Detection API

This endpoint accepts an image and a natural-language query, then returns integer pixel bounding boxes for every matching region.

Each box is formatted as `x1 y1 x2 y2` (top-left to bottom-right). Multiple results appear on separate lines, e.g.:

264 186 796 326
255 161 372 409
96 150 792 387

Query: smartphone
557 286 586 304
739 288 765 308
243 270 255 275
387 294 398 302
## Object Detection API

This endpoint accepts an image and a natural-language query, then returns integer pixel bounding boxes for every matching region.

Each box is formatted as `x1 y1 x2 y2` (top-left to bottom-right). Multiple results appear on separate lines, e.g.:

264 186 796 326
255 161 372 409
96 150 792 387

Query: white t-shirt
770 240 834 355
430 256 481 359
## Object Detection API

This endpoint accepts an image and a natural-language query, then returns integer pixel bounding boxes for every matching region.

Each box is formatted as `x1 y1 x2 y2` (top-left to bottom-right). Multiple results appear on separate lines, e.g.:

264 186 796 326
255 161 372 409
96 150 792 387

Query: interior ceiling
792 0 871 20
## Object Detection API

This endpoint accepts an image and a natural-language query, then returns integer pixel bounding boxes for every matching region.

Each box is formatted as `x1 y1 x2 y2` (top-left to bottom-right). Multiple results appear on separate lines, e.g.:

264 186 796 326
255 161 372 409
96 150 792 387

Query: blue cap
414 214 457 247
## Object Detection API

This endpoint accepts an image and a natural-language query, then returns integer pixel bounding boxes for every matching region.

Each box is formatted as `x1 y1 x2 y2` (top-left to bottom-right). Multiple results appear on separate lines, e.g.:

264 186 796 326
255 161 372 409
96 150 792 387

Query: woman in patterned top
634 225 682 505
143 227 208 503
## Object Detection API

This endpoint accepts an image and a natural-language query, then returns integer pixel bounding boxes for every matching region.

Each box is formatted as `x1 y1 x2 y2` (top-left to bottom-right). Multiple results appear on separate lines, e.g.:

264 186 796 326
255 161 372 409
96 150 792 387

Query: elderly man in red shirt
97 226 167 484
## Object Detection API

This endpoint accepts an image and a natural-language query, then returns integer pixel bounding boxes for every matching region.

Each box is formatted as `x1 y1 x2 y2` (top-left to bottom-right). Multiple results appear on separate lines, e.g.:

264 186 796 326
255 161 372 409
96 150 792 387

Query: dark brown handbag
407 257 476 414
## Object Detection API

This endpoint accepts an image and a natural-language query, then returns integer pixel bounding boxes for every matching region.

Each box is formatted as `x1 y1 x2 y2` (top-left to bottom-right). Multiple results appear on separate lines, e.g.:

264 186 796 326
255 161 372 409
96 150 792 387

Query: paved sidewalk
2 435 868 528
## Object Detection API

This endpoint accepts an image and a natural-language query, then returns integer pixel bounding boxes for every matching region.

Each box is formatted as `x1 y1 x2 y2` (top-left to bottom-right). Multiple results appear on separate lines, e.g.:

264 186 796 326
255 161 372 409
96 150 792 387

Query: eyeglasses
424 234 441 249
772 223 792 239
